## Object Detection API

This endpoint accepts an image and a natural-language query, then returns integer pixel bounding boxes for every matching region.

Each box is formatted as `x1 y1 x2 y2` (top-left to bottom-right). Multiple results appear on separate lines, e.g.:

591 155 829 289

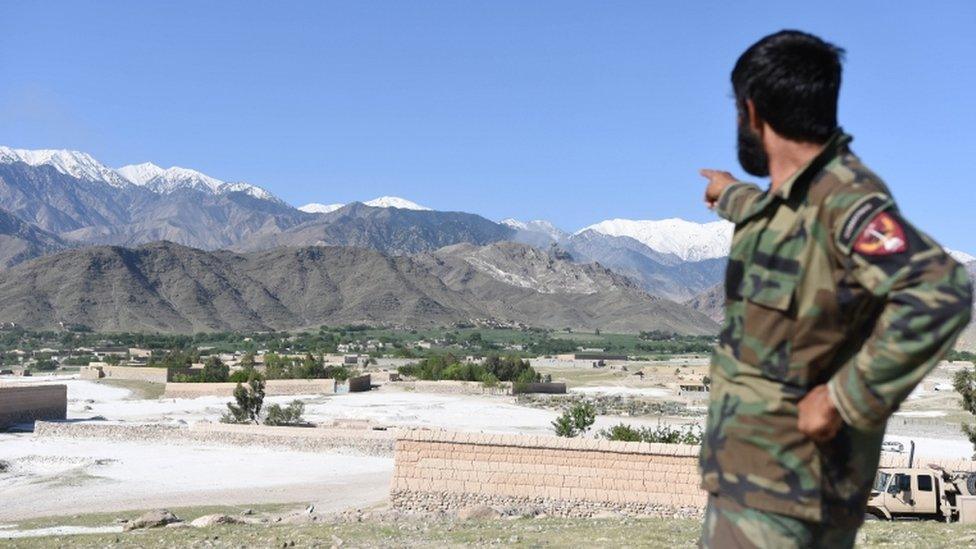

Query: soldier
698 30 973 548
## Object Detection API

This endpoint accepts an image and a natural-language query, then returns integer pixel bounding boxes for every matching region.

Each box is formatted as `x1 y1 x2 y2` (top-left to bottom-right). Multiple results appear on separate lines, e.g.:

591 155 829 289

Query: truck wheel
967 474 976 496
864 512 881 521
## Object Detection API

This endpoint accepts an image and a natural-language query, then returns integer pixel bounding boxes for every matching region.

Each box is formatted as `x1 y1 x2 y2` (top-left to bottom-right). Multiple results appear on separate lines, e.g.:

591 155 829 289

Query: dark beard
737 123 769 177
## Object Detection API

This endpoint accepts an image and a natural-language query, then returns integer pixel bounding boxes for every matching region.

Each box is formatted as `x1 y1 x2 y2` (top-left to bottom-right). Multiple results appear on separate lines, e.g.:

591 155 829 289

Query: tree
552 402 596 438
202 356 229 382
222 372 265 424
954 365 976 454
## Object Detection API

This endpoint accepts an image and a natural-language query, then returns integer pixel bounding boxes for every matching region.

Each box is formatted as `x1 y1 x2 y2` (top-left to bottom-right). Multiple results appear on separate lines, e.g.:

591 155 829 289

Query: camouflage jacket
699 131 973 525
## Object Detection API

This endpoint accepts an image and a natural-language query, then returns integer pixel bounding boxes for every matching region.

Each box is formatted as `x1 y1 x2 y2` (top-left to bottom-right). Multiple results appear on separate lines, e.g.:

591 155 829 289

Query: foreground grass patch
4 513 976 548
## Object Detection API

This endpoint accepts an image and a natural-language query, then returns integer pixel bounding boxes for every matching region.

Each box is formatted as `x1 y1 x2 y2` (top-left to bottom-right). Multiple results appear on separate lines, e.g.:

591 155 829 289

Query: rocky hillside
0 207 68 269
684 283 725 323
0 241 718 335
416 242 718 334
235 202 515 255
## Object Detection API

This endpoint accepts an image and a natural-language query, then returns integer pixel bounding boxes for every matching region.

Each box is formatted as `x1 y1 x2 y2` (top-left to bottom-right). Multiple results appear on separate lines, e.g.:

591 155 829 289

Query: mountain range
0 240 717 334
0 145 971 339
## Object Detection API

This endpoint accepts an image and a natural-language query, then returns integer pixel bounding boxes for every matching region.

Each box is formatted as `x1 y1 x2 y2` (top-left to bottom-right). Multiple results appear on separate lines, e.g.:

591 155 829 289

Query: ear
745 99 763 133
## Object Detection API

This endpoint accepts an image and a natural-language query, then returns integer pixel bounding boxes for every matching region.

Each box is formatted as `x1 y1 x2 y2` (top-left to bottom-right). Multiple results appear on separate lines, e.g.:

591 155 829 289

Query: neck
767 139 828 193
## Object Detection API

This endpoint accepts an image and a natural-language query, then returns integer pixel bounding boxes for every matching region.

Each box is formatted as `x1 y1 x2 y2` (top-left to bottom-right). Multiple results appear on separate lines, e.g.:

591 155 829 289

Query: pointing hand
700 169 738 209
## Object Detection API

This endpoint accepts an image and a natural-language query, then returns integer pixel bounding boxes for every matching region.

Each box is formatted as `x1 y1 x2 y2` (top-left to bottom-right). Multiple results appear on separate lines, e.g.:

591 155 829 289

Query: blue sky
2 1 974 251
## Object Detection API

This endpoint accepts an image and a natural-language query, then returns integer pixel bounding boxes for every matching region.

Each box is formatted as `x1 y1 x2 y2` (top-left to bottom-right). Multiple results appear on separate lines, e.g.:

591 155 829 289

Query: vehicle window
874 472 890 492
918 475 933 492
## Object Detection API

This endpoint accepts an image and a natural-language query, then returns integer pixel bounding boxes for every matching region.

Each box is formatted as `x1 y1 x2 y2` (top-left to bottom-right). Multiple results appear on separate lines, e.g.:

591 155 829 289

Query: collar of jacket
737 129 852 224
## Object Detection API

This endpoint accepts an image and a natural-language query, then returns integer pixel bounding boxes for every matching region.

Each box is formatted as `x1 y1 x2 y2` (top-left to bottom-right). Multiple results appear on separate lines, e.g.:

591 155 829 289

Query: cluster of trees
264 353 352 381
398 354 540 385
220 372 309 427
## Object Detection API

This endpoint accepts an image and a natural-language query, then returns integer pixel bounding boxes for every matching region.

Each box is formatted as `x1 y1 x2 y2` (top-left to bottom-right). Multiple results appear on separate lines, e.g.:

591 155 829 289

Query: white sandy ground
0 434 392 521
0 525 124 539
2 372 974 527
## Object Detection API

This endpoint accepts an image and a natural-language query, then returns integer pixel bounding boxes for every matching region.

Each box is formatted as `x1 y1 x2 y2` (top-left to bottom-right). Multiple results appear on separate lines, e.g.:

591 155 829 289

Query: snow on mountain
501 218 568 241
363 196 431 210
579 217 733 262
116 162 277 201
0 146 130 187
948 249 976 264
299 202 344 214
115 162 165 186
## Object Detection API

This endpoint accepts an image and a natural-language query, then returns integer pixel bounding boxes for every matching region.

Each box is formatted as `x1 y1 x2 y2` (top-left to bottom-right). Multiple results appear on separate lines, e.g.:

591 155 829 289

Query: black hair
732 30 845 143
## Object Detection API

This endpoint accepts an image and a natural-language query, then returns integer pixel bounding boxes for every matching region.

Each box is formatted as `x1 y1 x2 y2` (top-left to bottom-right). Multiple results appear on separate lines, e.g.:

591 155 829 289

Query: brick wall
391 429 704 517
391 430 972 517
162 378 337 398
103 365 171 383
0 384 67 427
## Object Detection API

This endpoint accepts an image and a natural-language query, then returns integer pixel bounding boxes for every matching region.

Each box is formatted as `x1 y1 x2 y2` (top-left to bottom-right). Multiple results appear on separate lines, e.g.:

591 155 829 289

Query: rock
240 509 254 516
457 505 500 520
279 513 316 525
190 514 242 528
124 509 180 530
509 535 520 543
331 534 344 547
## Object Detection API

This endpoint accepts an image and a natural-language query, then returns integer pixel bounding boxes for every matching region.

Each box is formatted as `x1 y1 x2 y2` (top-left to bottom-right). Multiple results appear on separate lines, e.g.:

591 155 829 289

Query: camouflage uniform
699 131 973 548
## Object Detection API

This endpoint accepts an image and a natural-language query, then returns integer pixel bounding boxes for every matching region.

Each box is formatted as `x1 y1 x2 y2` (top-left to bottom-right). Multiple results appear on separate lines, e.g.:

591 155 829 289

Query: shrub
599 423 704 445
264 400 308 427
552 402 596 438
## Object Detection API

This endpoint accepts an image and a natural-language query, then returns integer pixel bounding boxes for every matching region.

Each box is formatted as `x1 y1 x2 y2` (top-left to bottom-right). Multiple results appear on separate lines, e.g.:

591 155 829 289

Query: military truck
866 465 976 521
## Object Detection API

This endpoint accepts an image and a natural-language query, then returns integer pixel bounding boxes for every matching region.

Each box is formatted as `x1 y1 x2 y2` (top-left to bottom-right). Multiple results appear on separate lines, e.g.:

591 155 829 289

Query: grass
95 378 166 399
3 509 975 548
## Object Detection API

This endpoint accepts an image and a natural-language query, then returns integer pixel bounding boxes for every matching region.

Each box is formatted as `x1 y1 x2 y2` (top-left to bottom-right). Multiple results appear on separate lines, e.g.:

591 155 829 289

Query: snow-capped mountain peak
501 218 568 240
948 249 976 264
0 145 130 187
579 217 733 262
299 202 345 214
363 196 431 210
115 162 165 186
116 162 277 201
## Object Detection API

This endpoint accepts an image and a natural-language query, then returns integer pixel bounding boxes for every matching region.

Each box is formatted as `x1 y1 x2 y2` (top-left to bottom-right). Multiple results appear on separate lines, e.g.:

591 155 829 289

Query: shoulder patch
836 193 893 253
852 212 907 256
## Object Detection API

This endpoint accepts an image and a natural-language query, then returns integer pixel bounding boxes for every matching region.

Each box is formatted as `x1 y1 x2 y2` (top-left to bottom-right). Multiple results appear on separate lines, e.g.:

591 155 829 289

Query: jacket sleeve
714 182 765 224
825 195 973 430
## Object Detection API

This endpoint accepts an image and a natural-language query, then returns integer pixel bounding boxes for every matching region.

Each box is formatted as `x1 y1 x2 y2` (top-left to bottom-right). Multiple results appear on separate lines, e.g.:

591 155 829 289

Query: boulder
124 509 180 530
457 505 500 520
190 514 242 528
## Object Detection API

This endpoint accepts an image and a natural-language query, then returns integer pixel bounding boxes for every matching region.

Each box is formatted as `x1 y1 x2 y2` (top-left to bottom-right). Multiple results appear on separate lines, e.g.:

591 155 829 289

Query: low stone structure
513 382 567 395
162 378 337 398
80 364 184 383
348 374 372 393
0 384 67 428
33 420 394 456
391 429 703 517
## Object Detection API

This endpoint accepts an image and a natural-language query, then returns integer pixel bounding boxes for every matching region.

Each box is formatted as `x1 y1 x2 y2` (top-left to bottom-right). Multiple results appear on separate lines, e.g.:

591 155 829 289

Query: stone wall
390 430 974 518
0 384 67 428
391 429 704 517
33 420 394 456
405 380 512 396
162 378 337 399
103 365 171 383
878 453 976 472
348 374 372 392
402 380 566 396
